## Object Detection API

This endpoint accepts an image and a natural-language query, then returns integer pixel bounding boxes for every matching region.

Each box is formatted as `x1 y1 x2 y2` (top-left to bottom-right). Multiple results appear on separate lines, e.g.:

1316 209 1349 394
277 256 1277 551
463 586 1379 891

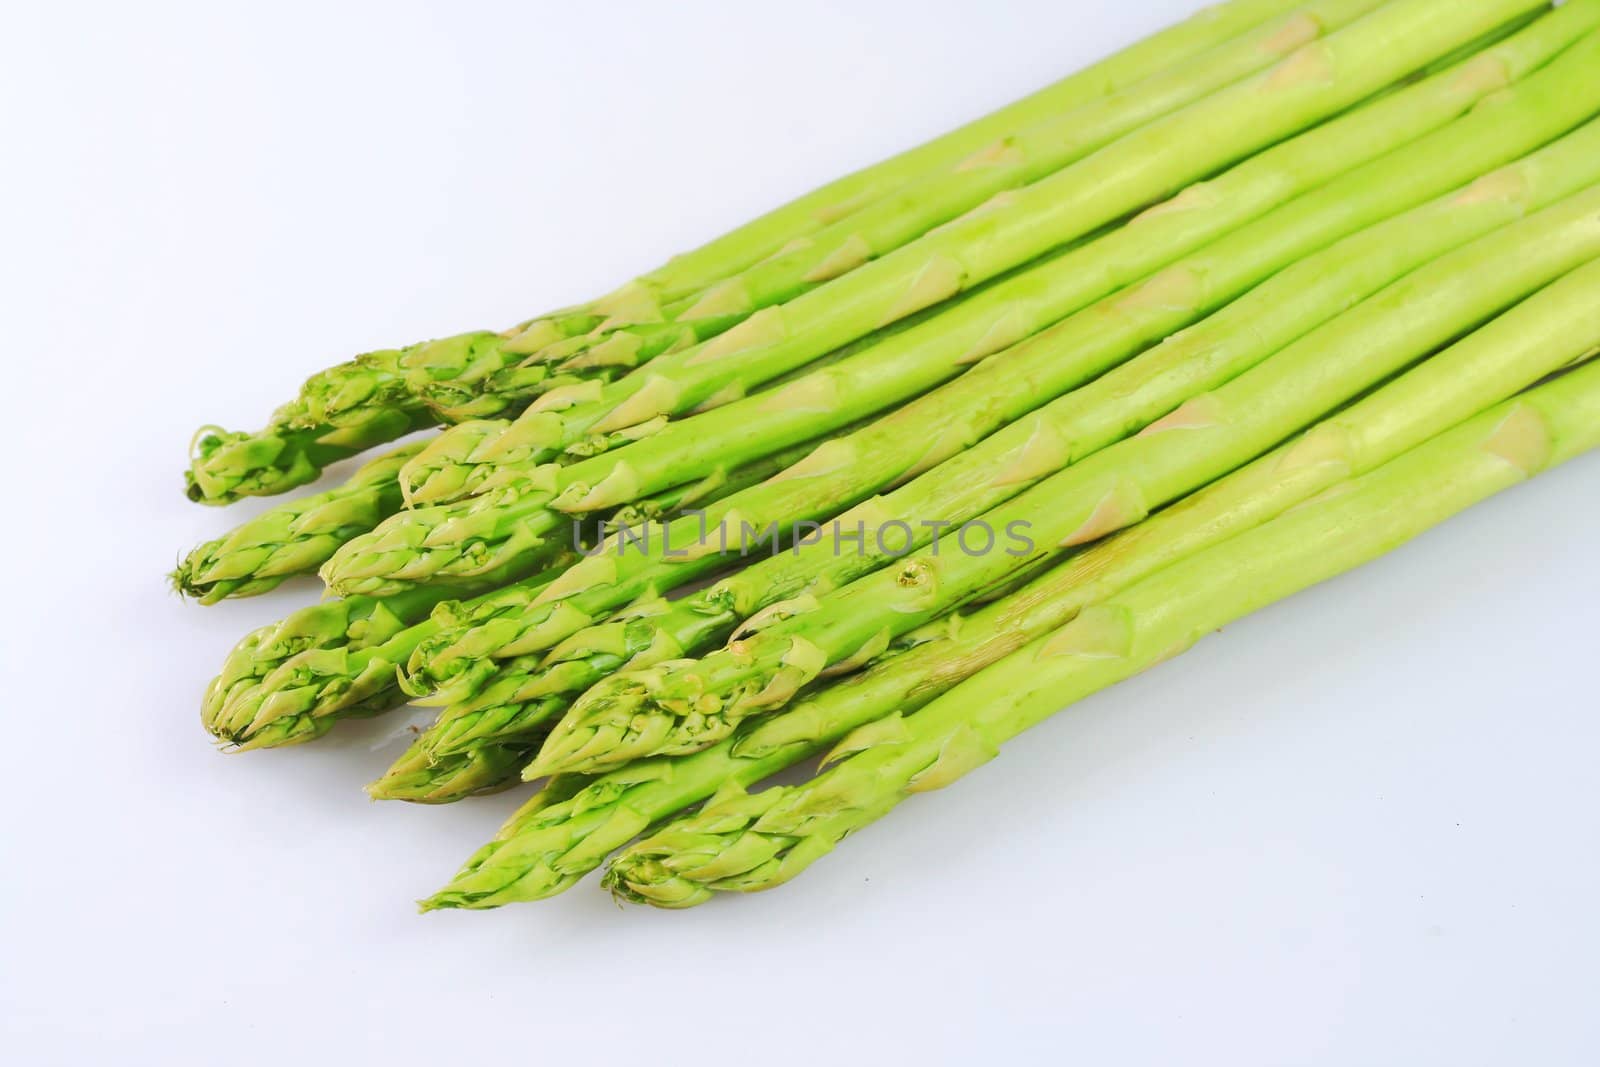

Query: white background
3 1 1597 1063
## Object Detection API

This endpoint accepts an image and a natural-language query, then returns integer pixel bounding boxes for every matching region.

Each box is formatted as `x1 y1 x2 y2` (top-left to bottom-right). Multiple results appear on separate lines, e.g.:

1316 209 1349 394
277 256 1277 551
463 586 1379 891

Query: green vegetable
366 430 887 800
398 274 1005 505
175 441 426 603
184 333 494 504
203 558 577 750
201 584 466 733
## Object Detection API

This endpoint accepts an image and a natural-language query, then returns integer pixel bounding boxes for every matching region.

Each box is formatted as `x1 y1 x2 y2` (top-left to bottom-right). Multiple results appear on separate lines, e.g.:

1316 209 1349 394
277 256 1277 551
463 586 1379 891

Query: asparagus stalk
397 11 1600 697
530 179 1600 777
204 555 579 751
423 318 1600 910
201 584 465 731
457 0 1319 398
398 268 1009 505
374 739 536 804
604 357 1600 905
502 0 1309 340
509 0 1385 381
395 107 1600 792
322 4 1574 600
184 0 1301 505
184 333 500 505
174 441 427 603
409 0 1547 482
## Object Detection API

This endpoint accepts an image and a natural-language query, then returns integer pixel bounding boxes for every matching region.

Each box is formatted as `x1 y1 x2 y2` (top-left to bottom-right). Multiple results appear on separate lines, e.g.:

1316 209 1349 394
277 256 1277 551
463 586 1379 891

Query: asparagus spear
530 0 1312 321
396 12 1600 700
322 3 1573 600
201 584 466 732
605 356 1600 906
184 333 499 505
174 441 427 603
452 0 1319 399
398 269 1010 505
502 0 1309 340
422 304 1600 909
510 0 1386 381
406 0 1547 481
432 0 1353 409
204 555 579 750
530 179 1600 777
374 739 536 804
184 0 1301 504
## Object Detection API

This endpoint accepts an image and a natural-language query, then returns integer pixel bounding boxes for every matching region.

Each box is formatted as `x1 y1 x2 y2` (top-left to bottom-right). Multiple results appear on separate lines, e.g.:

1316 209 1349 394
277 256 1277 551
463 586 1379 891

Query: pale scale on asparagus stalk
395 7 1600 700
184 0 1301 504
422 274 1600 907
323 0 1552 599
389 87 1600 793
604 355 1600 906
530 179 1600 777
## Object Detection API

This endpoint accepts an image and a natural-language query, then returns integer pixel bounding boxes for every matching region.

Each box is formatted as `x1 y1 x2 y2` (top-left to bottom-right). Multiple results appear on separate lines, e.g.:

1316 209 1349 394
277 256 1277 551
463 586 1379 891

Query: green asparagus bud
185 333 502 504
175 441 425 602
205 556 577 750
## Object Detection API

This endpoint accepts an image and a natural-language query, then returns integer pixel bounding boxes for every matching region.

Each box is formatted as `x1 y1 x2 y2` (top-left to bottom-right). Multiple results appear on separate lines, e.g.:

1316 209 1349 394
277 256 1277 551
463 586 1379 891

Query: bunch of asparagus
176 0 1600 911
